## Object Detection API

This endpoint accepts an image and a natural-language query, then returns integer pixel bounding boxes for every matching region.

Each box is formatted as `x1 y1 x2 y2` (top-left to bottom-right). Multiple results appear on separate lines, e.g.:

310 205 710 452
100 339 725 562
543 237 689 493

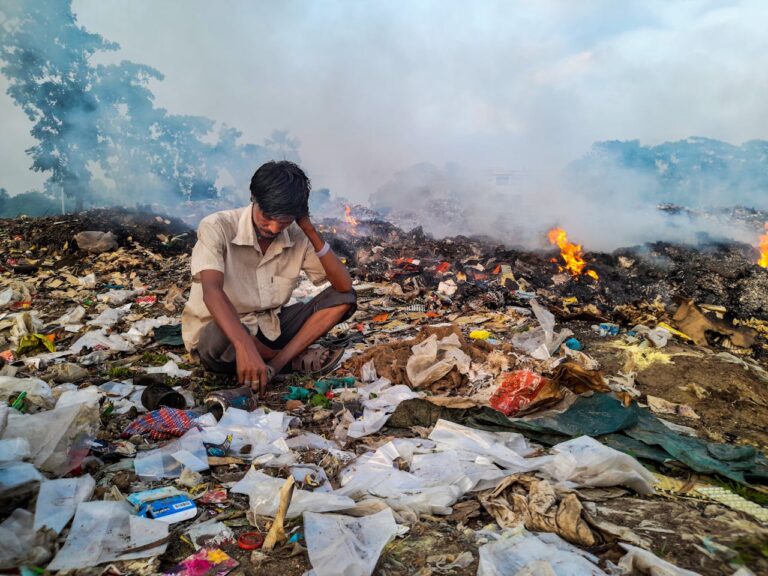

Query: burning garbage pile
1 206 767 575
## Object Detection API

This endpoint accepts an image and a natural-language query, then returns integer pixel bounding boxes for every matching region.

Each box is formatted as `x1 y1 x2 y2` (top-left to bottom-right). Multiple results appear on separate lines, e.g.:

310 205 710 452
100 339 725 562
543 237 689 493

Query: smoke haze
1 0 767 248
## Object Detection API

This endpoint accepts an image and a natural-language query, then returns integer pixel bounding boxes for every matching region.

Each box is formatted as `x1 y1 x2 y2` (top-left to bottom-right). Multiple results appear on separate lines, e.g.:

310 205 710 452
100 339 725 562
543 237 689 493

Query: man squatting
181 161 356 395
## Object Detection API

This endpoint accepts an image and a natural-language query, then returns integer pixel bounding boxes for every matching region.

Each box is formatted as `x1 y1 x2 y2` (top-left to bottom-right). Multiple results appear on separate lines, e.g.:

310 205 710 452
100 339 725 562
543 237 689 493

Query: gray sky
1 0 767 201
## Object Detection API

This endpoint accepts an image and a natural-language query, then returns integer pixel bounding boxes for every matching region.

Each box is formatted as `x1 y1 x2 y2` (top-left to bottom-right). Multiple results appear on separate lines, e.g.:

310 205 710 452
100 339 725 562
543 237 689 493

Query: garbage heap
0 208 767 576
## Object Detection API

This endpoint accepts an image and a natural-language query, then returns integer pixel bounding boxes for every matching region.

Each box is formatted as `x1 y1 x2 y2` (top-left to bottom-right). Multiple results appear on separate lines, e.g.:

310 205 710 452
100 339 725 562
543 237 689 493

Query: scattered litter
304 509 398 576
164 547 238 576
47 501 169 571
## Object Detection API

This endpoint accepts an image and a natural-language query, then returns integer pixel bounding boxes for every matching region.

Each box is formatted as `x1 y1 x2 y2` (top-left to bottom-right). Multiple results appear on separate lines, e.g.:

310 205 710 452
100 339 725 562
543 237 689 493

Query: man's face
252 203 294 239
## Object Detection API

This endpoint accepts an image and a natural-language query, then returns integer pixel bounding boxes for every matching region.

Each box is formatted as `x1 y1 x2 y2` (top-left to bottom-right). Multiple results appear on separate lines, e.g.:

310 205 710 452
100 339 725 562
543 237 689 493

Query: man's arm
296 216 353 292
200 269 269 394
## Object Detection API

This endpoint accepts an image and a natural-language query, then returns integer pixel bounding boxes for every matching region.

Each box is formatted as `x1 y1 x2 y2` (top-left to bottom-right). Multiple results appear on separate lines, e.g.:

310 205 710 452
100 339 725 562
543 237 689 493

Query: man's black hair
249 161 310 219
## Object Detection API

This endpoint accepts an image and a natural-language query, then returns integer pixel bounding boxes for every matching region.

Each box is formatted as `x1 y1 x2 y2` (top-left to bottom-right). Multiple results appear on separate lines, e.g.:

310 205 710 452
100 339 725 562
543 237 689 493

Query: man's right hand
235 339 269 397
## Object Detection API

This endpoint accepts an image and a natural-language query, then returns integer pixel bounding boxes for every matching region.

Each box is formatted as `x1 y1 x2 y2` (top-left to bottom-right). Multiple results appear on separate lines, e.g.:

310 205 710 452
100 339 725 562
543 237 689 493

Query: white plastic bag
0 437 31 462
551 436 656 495
512 300 573 360
47 500 168 571
145 360 192 378
0 509 51 569
99 289 137 305
34 475 96 534
70 328 135 353
617 543 702 576
0 375 53 409
87 303 132 328
134 428 208 480
406 333 471 387
0 287 13 307
428 419 560 474
200 407 291 460
1 401 99 476
337 439 473 516
123 316 175 345
304 509 398 576
73 230 118 253
348 379 421 439
53 304 87 328
477 529 607 576
0 461 43 497
231 468 354 518
186 518 234 551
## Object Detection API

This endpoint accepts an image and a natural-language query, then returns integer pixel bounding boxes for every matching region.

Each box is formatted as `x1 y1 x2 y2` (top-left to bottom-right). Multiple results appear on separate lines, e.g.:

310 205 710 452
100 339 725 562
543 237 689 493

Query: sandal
290 346 345 379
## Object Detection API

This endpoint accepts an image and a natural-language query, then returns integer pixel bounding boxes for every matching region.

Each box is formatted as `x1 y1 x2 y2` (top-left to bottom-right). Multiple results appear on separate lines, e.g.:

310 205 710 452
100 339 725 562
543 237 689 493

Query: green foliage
141 352 170 366
107 366 134 379
0 0 299 208
0 189 69 218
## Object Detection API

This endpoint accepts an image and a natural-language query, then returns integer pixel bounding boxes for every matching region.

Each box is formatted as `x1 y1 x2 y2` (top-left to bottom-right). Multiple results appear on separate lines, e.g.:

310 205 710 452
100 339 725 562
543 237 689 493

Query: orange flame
344 205 358 226
547 227 599 280
759 223 768 268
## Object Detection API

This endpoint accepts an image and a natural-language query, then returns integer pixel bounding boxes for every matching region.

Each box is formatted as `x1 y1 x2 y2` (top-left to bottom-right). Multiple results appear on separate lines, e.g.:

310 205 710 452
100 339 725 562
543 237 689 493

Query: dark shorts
196 286 356 374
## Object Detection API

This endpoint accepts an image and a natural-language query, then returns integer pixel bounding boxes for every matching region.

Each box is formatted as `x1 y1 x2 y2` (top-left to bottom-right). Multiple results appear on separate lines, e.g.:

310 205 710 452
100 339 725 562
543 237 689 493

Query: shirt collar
231 204 294 251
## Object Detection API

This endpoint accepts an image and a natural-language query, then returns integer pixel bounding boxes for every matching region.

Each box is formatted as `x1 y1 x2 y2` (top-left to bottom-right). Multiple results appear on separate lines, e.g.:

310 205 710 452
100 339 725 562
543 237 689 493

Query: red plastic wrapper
489 370 550 416
135 294 157 307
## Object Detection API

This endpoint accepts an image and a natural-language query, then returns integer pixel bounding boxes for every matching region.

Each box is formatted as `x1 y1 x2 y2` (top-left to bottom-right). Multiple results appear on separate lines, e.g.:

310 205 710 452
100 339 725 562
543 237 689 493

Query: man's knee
323 286 357 306
196 321 236 373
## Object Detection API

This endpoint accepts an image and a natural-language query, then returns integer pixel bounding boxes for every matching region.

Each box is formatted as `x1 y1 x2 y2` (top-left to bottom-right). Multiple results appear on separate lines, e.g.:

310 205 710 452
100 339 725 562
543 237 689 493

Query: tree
0 0 118 209
0 0 301 209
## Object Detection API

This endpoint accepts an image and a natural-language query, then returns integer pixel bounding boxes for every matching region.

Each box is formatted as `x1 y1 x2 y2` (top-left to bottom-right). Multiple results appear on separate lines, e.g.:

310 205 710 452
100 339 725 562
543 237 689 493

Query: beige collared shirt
181 205 327 352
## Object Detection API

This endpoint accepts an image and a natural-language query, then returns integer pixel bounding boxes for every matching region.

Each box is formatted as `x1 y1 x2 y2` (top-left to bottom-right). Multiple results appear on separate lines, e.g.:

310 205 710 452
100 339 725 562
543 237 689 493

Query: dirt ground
577 325 768 448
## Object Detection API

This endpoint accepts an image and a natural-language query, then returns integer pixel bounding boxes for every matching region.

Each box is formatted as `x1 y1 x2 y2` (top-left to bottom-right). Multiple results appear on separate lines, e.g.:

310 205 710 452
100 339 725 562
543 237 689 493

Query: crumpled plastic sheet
0 509 51 569
134 428 209 480
304 509 398 576
73 230 118 253
0 437 31 462
87 303 132 328
337 438 474 517
99 289 138 305
231 468 355 518
199 407 292 460
477 528 607 576
348 378 422 439
0 375 53 409
552 436 656 495
10 310 44 345
511 300 573 360
34 474 95 534
186 518 234 551
123 316 176 345
0 287 14 307
406 333 471 387
70 328 135 353
47 500 168 571
428 419 568 478
55 386 102 409
616 543 702 576
53 304 86 331
145 360 192 378
1 401 99 475
0 461 43 497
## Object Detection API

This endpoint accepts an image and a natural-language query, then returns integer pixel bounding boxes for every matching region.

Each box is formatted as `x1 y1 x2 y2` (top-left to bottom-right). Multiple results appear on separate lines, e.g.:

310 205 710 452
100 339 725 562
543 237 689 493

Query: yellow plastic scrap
657 322 692 341
16 333 56 356
652 473 708 498
469 330 492 341
563 296 579 306
611 341 673 371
